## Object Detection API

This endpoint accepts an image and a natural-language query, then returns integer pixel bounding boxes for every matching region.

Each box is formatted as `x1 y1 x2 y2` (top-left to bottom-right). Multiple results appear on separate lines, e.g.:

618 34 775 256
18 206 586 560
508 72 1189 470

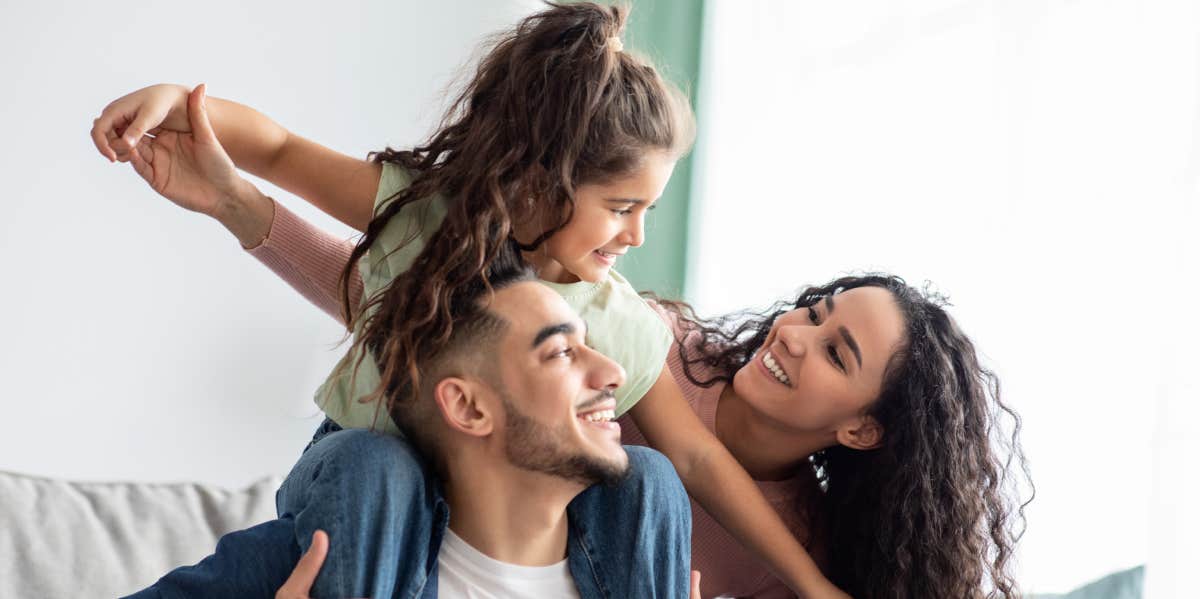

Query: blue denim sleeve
120 518 301 599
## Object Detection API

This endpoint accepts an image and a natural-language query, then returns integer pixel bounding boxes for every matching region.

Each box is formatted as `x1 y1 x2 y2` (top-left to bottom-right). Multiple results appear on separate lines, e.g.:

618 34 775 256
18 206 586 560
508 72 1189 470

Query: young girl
93 3 847 598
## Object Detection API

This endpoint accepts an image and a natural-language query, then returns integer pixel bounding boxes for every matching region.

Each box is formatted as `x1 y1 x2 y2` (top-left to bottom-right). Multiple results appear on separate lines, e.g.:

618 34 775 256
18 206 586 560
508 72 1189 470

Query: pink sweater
249 200 817 599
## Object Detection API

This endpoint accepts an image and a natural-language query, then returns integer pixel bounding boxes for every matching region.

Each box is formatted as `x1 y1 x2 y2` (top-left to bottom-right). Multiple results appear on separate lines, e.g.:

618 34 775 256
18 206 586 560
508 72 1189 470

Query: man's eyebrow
839 325 862 369
532 322 577 349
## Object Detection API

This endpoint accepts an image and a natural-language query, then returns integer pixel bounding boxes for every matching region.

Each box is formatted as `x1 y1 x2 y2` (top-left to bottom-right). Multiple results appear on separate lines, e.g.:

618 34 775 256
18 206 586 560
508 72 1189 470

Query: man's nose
588 347 627 391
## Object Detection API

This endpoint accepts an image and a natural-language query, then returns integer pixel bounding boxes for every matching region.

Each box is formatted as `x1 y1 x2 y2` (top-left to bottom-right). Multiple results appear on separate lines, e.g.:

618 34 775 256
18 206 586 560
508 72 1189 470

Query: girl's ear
432 377 494 438
835 415 884 451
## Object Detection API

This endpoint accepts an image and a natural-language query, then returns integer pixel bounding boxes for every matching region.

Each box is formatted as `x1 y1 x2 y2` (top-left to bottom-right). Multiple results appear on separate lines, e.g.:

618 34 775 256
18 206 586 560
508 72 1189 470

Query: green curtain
618 0 705 298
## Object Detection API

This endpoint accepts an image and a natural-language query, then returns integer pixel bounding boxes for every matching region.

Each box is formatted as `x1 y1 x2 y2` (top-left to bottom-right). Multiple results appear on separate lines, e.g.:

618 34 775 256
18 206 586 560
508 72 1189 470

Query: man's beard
501 392 629 487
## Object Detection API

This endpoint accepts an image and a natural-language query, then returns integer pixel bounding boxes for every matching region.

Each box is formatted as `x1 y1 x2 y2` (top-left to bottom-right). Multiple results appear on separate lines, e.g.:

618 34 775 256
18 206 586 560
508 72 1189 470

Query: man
127 258 694 598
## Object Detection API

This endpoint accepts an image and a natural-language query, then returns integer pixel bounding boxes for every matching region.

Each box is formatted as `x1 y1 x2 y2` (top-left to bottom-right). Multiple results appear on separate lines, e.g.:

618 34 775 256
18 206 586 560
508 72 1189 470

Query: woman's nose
776 325 809 358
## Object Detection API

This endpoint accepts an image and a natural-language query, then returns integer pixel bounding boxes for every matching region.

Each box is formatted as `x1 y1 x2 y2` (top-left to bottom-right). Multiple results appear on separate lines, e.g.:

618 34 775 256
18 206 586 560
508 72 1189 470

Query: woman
627 276 1031 598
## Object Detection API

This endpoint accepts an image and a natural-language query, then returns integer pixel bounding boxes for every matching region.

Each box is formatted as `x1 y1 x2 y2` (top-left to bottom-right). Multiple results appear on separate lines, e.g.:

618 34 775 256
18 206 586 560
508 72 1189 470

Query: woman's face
731 286 907 444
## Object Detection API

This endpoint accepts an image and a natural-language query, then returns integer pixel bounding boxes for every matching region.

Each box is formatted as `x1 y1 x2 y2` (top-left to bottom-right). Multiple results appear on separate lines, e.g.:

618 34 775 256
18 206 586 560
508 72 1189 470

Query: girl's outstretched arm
120 85 365 324
628 366 852 599
93 83 380 231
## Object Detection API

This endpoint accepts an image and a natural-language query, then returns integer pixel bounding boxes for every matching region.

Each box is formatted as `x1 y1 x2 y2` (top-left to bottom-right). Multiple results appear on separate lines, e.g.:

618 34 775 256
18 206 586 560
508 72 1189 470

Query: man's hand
276 530 330 599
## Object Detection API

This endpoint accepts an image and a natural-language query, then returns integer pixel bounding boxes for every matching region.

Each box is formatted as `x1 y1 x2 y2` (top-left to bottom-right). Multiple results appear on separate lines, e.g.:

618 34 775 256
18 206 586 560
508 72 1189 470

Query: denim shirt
412 493 619 599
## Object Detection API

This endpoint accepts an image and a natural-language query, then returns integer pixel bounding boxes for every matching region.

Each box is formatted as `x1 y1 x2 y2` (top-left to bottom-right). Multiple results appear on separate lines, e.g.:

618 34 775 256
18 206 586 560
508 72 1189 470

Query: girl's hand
92 83 191 163
126 84 246 218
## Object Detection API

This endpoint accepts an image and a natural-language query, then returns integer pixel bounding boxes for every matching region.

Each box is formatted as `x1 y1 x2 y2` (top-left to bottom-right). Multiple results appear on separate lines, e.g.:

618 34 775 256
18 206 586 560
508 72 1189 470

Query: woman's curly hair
334 2 693 420
657 274 1033 598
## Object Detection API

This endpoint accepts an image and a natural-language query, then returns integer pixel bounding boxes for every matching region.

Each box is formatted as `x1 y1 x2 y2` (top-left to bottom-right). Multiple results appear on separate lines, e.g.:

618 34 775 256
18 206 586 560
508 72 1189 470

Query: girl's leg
276 428 446 599
566 445 694 599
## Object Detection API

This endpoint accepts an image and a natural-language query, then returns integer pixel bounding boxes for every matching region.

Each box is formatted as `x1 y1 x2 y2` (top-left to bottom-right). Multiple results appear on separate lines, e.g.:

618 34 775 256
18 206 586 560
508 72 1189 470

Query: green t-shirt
314 163 671 434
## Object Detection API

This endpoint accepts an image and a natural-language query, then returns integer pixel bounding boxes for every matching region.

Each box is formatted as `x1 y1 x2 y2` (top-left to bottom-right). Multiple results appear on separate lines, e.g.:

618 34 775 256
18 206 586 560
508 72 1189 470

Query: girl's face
525 151 676 284
731 286 906 447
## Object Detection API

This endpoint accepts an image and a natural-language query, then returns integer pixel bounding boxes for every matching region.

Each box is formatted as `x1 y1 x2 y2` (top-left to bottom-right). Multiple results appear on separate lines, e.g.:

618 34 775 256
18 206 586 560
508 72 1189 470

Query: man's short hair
387 241 536 468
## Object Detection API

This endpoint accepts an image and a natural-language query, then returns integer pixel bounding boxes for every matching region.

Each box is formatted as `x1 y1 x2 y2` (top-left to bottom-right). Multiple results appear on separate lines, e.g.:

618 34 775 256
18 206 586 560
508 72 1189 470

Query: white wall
0 0 538 488
689 0 1197 595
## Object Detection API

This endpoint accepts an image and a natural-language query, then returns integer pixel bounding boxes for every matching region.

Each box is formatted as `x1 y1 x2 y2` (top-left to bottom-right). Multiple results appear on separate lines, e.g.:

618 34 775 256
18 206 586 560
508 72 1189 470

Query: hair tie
608 36 624 53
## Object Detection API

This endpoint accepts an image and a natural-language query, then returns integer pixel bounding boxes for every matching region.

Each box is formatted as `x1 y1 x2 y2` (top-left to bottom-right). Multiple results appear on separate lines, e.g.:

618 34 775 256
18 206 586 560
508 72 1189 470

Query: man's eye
556 347 574 359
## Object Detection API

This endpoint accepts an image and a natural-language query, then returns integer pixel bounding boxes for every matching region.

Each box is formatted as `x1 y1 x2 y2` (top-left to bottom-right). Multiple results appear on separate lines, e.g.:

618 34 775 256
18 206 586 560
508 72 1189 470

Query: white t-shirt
437 529 582 599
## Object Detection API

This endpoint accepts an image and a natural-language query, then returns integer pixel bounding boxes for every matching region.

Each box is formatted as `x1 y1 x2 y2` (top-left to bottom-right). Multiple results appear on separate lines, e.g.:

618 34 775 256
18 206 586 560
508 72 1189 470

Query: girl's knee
623 445 687 505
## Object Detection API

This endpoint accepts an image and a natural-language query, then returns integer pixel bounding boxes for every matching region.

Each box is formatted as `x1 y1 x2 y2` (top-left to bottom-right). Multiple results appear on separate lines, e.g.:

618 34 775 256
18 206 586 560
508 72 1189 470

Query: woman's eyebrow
839 326 863 369
606 198 647 205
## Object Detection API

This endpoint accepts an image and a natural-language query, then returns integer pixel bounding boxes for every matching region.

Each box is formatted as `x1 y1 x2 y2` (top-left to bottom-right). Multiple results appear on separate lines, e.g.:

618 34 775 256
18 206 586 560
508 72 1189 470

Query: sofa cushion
0 469 279 598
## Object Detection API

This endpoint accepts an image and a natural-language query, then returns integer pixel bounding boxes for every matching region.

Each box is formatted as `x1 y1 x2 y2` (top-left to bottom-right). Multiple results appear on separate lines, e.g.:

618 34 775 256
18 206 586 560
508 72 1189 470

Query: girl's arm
92 83 380 231
628 366 851 599
122 85 365 324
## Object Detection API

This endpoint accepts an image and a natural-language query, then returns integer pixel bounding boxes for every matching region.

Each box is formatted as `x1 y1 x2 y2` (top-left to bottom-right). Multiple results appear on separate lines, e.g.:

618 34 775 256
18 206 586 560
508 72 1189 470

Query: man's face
486 281 629 486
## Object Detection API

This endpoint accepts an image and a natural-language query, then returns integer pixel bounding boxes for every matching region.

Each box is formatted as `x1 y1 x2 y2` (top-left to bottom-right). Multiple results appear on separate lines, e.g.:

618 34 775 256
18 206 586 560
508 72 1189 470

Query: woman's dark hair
657 274 1032 599
337 2 694 416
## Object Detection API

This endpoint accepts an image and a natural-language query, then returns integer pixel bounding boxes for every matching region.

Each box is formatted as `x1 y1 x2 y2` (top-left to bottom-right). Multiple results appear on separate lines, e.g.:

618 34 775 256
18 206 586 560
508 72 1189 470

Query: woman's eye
554 347 574 359
612 208 634 216
827 344 846 372
807 306 819 324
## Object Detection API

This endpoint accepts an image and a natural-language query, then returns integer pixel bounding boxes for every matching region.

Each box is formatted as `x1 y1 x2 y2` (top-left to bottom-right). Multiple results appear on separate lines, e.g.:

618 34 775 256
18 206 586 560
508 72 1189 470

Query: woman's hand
92 83 191 163
123 84 275 247
276 530 330 599
125 84 243 217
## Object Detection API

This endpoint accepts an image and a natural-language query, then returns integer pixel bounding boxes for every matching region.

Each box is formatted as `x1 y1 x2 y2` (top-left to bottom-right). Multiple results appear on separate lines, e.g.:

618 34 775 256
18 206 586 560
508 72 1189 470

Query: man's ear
432 377 494 438
835 414 884 451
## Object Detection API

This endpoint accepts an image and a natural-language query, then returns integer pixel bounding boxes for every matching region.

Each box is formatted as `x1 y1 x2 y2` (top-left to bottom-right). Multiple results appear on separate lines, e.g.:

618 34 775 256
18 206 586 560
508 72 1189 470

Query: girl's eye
827 344 846 372
807 306 819 324
556 347 574 359
612 208 634 216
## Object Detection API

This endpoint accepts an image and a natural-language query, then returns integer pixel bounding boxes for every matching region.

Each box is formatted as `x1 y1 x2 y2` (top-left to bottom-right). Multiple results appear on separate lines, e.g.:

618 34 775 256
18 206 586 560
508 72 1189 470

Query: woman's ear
835 415 884 451
432 377 494 438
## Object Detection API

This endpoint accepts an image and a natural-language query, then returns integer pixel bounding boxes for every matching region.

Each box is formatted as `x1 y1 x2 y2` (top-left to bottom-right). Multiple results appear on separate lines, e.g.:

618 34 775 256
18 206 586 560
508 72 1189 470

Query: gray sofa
0 469 1145 598
0 469 278 597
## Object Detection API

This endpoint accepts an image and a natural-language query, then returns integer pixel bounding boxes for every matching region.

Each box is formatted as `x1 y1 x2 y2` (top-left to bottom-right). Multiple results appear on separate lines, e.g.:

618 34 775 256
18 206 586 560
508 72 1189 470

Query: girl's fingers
90 116 118 162
690 570 702 599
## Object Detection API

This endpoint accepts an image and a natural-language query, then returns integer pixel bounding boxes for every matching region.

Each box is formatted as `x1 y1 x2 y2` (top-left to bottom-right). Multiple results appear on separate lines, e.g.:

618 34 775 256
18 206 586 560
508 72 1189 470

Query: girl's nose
622 213 646 247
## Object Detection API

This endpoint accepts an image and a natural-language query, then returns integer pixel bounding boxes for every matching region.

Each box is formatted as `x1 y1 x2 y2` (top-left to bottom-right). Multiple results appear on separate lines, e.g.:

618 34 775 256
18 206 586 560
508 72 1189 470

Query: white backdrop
0 0 538 487
688 0 1198 595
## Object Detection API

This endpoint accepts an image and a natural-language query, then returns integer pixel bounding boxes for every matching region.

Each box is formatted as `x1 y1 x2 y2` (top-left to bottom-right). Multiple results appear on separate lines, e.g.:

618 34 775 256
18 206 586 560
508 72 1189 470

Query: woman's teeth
581 409 616 423
763 351 791 386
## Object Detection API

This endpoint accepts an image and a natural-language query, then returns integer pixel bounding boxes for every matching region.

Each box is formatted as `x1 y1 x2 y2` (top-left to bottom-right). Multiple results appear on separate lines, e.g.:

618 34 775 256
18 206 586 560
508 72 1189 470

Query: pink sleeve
246 200 364 325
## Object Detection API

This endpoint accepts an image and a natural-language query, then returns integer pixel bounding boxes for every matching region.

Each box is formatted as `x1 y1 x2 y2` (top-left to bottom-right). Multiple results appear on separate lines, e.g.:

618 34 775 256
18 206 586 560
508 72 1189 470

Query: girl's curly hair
336 2 693 420
657 274 1032 598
